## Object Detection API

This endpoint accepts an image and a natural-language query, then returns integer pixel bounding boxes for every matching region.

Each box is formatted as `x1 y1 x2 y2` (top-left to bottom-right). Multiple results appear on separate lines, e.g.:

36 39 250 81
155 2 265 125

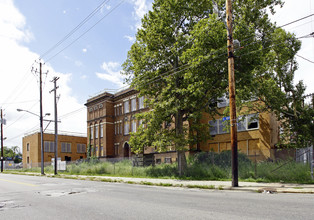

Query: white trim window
124 100 130 114
219 118 229 134
124 117 129 135
209 120 218 135
217 94 229 108
237 116 246 132
138 96 144 109
95 125 99 139
131 119 137 132
247 114 259 130
100 124 104 138
131 98 137 112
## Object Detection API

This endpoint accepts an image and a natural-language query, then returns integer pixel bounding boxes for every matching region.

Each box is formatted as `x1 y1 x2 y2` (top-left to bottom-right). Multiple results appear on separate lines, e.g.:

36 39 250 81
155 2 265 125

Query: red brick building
86 88 281 163
85 88 147 158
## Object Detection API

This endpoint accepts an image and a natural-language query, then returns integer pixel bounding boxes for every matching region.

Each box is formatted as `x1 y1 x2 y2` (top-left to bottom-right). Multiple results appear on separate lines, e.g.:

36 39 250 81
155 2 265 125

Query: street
0 174 314 220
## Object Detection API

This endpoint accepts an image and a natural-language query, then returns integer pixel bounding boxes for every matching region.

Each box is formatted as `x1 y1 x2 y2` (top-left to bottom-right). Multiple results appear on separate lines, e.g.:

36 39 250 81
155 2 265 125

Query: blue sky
0 0 313 150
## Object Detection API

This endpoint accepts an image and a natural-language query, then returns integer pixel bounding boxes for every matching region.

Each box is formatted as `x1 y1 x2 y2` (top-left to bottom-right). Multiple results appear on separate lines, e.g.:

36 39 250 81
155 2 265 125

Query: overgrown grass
13 151 314 184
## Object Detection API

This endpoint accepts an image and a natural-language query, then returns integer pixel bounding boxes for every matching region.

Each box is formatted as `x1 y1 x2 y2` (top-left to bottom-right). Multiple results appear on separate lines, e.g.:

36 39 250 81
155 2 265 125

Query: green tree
123 0 285 175
3 146 22 162
251 29 314 148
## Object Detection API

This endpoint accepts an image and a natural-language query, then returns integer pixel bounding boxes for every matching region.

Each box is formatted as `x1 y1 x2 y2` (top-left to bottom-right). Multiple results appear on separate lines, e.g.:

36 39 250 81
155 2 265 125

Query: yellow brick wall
22 132 87 167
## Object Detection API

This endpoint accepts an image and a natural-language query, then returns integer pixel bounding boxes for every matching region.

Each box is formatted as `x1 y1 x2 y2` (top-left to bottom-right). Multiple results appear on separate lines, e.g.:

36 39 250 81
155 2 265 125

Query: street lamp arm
17 109 50 118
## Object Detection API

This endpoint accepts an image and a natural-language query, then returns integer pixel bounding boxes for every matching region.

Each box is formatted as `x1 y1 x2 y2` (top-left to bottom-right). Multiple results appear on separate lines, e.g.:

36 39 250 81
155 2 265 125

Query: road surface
0 173 313 219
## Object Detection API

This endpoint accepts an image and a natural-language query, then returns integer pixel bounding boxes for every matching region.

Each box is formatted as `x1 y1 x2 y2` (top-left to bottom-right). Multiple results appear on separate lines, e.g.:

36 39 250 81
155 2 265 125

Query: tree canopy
123 0 312 174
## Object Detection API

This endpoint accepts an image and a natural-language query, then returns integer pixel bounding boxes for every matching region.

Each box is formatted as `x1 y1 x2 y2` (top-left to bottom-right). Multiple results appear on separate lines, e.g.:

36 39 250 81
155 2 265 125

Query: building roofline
23 129 87 138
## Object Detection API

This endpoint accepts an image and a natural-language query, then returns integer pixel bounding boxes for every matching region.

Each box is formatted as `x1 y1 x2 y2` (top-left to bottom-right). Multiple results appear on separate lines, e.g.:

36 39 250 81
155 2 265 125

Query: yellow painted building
22 131 87 168
198 99 280 161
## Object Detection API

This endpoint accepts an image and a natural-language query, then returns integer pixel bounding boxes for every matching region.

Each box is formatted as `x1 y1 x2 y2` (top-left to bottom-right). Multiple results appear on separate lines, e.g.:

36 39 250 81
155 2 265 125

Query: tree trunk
176 110 187 176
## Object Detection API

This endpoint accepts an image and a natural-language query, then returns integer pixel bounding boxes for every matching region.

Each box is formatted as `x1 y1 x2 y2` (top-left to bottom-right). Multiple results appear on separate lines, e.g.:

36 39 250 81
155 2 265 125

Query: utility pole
50 77 59 175
1 109 4 172
226 0 238 187
39 62 45 175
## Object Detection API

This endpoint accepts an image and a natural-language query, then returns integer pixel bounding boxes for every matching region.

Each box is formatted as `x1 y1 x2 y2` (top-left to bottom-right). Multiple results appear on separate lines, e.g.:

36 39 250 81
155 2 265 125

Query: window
247 114 259 130
131 98 137 112
237 116 246 132
139 96 144 109
95 125 99 139
219 118 230 134
119 122 122 134
209 120 218 135
100 145 104 156
77 144 86 153
165 157 172 164
90 126 94 139
100 124 103 138
114 144 119 156
115 122 117 135
124 119 129 135
217 94 229 108
124 100 129 113
131 119 137 132
61 142 71 153
27 143 30 151
44 141 55 153
27 157 29 164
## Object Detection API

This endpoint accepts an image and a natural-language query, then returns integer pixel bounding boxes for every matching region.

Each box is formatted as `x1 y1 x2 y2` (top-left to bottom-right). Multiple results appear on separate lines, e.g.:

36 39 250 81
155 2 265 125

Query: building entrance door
124 142 130 158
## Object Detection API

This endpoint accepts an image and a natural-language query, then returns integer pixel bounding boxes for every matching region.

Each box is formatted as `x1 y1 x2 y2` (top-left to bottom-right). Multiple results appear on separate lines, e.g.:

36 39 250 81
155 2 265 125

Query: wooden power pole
50 77 59 175
1 109 4 172
226 0 238 187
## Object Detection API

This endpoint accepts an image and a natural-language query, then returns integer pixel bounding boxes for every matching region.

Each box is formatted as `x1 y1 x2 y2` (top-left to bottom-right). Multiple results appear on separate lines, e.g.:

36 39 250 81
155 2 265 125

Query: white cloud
63 10 67 14
96 61 124 87
124 35 136 43
82 48 87 53
0 0 86 150
0 0 33 42
131 0 152 30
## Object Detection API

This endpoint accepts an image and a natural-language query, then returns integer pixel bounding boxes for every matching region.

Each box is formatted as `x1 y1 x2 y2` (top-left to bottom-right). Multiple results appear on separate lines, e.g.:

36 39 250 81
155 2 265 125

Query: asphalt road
0 173 313 220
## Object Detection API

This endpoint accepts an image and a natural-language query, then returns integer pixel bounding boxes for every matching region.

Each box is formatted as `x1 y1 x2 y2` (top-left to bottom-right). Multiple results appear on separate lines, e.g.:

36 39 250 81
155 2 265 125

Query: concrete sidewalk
55 174 314 194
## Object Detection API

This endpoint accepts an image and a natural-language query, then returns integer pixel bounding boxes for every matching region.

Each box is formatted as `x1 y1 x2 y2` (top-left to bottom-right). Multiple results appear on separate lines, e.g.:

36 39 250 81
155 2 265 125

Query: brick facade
86 89 280 162
22 132 87 168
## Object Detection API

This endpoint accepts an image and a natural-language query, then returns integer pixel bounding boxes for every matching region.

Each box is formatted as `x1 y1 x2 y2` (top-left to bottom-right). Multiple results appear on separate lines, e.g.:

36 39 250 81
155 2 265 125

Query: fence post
255 150 257 178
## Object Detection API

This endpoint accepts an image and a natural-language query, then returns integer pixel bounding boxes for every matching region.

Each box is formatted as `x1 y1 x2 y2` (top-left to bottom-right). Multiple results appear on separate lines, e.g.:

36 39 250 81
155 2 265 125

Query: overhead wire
45 0 125 62
39 0 111 60
114 14 314 92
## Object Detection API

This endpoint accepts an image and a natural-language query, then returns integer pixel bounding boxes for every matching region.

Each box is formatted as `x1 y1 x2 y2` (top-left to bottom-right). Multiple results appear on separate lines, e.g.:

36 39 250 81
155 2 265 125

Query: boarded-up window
77 144 86 153
44 141 55 152
61 142 71 153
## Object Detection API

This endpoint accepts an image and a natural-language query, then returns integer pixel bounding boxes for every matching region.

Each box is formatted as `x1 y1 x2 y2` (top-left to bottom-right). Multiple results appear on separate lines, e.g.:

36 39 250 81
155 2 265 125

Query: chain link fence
2 146 313 182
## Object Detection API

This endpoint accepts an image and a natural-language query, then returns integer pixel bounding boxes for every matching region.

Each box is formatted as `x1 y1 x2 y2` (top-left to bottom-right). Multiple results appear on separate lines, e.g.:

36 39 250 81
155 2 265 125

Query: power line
296 54 314 64
39 0 111 59
115 14 314 92
279 13 314 28
45 0 125 62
